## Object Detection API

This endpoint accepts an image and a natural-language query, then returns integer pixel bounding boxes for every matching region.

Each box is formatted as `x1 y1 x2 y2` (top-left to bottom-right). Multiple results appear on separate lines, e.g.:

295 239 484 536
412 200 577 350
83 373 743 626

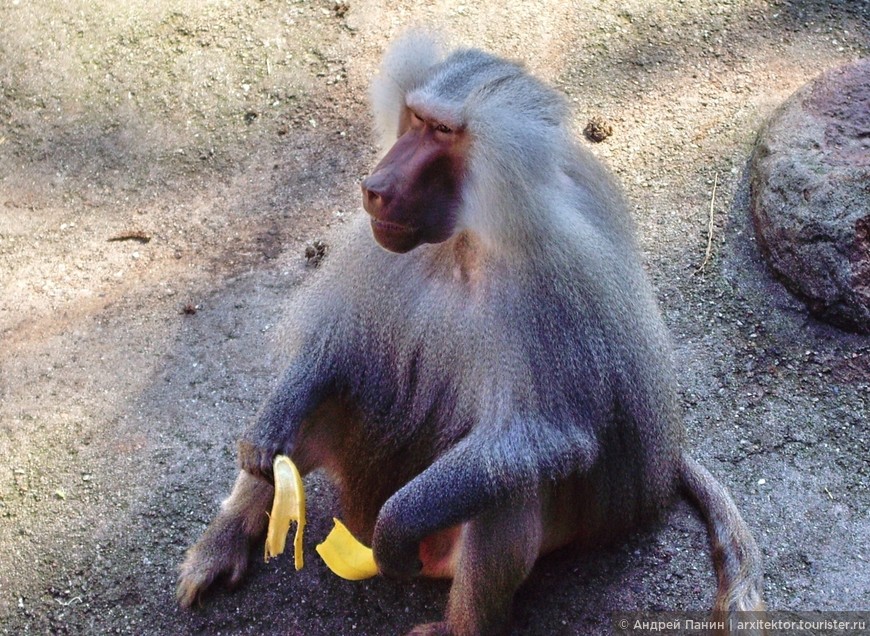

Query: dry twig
108 230 151 244
694 173 718 276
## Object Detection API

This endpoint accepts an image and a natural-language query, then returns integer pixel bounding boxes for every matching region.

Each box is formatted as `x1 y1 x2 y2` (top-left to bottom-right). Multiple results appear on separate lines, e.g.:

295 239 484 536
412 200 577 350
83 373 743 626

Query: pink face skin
361 109 468 253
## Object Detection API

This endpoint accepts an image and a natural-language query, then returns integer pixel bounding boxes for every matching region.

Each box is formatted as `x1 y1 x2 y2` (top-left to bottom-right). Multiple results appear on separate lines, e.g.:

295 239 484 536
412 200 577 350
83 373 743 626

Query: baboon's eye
434 123 453 134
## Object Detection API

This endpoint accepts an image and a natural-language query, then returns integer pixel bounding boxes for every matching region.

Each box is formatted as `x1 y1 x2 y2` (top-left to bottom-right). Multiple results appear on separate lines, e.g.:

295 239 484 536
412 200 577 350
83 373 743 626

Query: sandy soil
1 1 868 634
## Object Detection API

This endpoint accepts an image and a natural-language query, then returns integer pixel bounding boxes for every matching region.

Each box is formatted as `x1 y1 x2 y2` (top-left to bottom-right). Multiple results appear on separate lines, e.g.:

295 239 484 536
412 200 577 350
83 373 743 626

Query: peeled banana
264 455 306 570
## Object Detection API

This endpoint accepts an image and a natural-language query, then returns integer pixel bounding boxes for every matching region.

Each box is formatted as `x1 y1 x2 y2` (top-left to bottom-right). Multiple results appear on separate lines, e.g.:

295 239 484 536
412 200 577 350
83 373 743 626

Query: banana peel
264 455 377 580
316 518 379 580
264 455 306 569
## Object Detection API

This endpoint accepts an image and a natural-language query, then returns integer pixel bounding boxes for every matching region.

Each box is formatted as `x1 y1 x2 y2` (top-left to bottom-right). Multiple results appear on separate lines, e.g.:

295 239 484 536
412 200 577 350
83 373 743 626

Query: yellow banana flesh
264 455 306 570
315 518 379 580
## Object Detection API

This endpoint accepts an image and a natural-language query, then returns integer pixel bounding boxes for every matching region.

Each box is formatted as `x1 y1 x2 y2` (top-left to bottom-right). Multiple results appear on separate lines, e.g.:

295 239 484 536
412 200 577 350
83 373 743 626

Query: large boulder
750 58 870 334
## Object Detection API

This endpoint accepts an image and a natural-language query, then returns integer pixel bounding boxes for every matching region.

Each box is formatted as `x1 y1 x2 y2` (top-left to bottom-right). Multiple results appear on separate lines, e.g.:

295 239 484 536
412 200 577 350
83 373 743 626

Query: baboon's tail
680 452 765 618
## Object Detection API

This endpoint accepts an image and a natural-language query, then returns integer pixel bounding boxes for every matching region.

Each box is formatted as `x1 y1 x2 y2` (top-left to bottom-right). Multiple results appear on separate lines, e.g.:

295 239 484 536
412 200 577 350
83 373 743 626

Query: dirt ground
1 1 868 634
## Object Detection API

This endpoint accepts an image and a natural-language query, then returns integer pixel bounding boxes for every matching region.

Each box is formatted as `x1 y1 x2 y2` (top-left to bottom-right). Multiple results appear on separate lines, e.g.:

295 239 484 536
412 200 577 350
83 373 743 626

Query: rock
750 58 870 334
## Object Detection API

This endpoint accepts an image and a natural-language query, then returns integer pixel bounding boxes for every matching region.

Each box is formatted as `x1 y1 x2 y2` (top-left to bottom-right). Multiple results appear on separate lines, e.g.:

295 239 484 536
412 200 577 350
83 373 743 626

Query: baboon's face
361 108 468 253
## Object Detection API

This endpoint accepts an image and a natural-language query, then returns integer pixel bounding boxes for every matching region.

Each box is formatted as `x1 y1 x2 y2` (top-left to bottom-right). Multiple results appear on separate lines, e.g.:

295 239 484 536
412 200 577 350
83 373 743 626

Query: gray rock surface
750 58 870 334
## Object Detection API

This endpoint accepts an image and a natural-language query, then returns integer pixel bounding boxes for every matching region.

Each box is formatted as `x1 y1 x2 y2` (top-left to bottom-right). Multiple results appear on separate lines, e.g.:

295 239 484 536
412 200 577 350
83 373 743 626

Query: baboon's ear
369 29 444 152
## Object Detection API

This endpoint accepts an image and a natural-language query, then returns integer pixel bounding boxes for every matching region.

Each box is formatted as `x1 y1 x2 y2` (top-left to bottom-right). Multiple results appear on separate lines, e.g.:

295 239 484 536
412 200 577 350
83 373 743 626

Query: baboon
178 32 764 636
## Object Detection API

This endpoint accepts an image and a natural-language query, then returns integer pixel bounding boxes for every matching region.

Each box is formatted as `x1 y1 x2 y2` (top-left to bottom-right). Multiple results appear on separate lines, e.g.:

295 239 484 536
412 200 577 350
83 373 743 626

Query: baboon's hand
237 438 280 482
372 509 423 580
373 536 422 580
